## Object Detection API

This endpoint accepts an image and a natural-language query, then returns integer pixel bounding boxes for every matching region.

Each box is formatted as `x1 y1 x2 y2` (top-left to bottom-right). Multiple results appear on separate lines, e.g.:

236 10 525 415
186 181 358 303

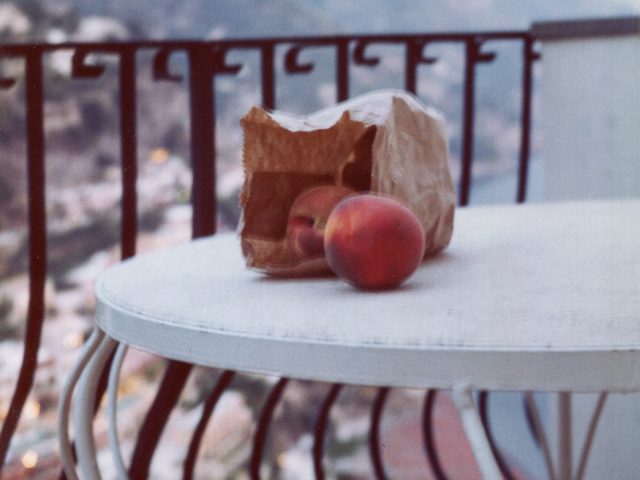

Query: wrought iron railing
0 30 538 479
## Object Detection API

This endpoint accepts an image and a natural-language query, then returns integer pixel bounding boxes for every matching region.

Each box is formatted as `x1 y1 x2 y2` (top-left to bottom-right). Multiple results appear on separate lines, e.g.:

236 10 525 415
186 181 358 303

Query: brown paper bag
239 89 456 276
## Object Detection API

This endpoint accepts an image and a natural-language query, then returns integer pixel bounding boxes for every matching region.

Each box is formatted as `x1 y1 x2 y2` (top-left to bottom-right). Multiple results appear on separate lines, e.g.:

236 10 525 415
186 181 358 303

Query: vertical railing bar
405 39 419 95
459 37 477 207
516 35 537 204
335 39 350 102
0 49 47 474
421 390 449 480
182 370 236 480
312 383 344 480
119 47 138 260
128 360 192 478
369 387 390 480
478 391 517 480
250 377 290 480
261 43 276 110
189 44 217 238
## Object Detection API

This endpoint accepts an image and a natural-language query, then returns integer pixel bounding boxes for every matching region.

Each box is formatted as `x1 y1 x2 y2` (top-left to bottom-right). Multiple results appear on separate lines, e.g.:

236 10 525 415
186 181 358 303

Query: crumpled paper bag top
239 89 456 276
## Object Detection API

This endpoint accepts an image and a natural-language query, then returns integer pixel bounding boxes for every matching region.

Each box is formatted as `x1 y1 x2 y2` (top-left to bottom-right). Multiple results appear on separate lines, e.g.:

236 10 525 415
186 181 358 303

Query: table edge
96 282 640 393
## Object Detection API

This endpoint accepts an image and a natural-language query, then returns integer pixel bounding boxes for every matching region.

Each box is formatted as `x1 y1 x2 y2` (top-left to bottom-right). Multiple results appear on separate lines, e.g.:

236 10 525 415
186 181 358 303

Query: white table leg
58 327 105 480
73 333 117 480
451 385 503 480
574 392 607 480
107 342 129 479
557 392 572 480
525 392 557 480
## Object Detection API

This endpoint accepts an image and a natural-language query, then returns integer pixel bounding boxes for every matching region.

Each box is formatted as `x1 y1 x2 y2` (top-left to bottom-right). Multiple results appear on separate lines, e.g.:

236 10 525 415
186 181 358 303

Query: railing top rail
533 15 640 40
0 29 533 54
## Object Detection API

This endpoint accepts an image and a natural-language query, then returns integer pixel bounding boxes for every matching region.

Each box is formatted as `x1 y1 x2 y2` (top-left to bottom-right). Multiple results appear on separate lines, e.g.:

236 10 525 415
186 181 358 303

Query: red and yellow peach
324 194 426 290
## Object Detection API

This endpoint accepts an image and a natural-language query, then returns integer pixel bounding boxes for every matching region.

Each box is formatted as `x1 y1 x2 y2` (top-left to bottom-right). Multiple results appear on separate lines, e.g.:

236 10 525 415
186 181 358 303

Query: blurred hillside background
2 0 640 230
1 0 640 478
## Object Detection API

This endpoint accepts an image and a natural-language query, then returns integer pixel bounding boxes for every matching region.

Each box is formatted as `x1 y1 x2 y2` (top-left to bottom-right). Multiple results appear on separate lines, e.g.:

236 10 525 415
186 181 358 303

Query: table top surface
96 199 640 392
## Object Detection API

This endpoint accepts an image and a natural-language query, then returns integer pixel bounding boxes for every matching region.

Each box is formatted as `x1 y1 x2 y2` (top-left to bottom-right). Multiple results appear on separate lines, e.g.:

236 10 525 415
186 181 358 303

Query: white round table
60 199 640 480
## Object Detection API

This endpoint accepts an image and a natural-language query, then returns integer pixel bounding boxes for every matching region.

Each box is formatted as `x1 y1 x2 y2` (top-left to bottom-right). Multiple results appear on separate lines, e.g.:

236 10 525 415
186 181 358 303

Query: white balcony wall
538 23 640 200
534 17 640 480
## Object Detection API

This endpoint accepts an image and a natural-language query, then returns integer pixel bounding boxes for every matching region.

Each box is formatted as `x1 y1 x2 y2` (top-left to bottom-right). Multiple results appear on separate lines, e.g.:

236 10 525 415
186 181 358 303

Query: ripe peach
324 194 426 289
287 184 356 260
